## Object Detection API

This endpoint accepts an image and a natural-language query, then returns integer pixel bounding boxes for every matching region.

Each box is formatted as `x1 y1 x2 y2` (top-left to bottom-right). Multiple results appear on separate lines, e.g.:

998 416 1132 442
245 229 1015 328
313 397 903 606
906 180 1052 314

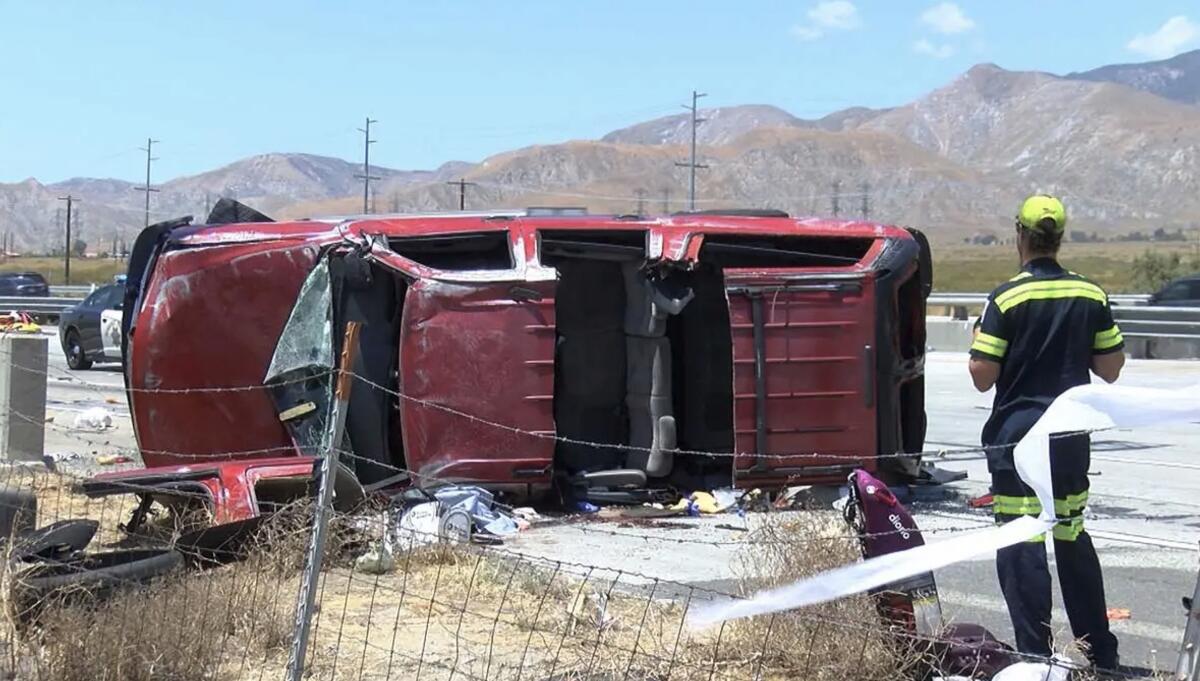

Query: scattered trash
669 491 733 515
104 397 120 405
968 493 995 509
73 408 113 432
567 589 615 635
356 511 398 574
432 485 518 538
96 455 132 466
395 502 442 548
439 507 474 543
510 507 541 522
1106 607 1131 621
41 452 82 472
573 500 600 514
710 488 740 510
0 312 40 334
990 654 1074 681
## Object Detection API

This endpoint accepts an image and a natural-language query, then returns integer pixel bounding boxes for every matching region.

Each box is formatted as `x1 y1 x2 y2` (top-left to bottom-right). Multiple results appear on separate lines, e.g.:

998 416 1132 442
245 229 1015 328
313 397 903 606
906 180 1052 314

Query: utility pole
674 90 708 211
134 138 159 228
635 188 647 216
354 117 379 214
832 180 841 217
661 188 671 215
57 195 76 285
445 178 477 211
389 193 399 213
860 180 870 220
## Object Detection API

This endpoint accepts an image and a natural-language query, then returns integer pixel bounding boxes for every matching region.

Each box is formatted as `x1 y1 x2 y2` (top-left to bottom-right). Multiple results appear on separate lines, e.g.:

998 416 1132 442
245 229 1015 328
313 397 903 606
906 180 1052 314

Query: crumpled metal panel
128 241 320 467
398 278 558 484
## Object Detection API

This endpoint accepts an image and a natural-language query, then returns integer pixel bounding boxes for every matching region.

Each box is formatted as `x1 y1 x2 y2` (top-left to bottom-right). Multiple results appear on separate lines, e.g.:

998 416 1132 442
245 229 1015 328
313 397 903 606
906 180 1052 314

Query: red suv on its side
89 202 931 526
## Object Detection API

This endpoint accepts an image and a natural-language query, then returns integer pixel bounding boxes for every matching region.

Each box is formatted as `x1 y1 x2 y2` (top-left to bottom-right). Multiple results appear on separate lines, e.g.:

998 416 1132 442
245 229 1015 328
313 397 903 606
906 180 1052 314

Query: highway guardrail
928 293 1200 341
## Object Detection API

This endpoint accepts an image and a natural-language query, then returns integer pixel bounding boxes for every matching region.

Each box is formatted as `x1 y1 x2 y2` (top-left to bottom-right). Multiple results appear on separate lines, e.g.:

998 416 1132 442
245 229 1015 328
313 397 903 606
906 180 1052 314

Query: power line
674 90 708 211
57 195 77 285
133 138 159 228
445 178 477 211
354 117 379 214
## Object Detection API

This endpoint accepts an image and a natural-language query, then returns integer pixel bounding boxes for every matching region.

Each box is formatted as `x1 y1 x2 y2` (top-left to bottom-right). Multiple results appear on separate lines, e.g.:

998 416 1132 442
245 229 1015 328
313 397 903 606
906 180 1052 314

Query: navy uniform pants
990 430 1118 669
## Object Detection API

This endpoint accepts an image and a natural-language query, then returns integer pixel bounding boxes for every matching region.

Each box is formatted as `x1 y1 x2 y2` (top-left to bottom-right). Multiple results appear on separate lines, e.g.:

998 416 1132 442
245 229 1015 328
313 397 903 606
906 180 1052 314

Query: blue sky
2 1 1198 184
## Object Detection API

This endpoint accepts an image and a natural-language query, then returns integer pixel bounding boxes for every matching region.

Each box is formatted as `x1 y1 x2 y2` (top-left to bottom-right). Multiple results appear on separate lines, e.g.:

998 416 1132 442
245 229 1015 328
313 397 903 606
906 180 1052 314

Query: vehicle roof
175 211 915 246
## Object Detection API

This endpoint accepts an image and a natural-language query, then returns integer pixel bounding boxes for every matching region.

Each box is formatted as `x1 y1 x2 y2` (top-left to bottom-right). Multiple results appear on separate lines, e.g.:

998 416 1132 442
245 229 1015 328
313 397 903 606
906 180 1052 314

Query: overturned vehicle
89 202 931 525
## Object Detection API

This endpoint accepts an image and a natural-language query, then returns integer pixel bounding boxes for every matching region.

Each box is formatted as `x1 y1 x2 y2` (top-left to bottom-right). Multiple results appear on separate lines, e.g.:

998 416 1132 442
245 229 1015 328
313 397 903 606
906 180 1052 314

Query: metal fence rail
929 292 1200 341
0 295 81 317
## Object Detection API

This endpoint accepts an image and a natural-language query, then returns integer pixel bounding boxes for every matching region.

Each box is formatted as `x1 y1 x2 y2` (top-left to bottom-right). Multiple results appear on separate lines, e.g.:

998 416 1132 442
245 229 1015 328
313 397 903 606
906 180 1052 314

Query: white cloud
920 2 975 35
810 0 860 30
913 38 955 59
1127 16 1199 59
791 1 860 41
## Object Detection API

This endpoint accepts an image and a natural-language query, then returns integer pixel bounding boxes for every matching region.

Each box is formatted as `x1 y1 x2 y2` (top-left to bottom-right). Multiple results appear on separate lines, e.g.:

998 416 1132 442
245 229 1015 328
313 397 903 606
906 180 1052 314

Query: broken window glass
265 259 334 457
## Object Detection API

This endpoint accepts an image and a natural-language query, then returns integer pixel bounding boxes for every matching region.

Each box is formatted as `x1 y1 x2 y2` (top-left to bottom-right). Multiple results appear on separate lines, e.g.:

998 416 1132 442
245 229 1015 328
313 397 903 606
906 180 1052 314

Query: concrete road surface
507 352 1200 671
36 340 1200 670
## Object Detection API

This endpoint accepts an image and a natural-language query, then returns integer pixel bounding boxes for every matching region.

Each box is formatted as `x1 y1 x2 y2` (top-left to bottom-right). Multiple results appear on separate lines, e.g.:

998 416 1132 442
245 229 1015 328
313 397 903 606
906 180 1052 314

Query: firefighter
967 195 1125 670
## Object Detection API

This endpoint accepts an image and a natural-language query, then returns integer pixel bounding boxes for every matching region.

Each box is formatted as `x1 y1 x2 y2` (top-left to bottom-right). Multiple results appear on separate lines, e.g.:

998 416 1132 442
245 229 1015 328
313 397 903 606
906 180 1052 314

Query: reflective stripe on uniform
1053 490 1089 516
993 495 1041 516
1093 325 1124 351
971 332 1009 358
1053 516 1085 542
1009 272 1033 282
994 279 1107 312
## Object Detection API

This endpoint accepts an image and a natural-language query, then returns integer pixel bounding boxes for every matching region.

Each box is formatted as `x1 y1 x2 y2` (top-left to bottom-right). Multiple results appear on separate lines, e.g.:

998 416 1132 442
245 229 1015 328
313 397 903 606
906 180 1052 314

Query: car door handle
508 286 543 303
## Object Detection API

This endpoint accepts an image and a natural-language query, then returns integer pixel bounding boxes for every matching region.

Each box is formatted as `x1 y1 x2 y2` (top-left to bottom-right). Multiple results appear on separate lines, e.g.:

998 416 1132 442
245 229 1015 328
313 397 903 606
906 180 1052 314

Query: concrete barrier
0 335 47 462
926 316 974 353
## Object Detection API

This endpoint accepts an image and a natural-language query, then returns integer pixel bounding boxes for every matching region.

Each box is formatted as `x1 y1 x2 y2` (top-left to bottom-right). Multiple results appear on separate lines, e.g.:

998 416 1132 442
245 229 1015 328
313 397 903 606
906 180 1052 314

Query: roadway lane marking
1093 455 1200 472
938 588 1183 644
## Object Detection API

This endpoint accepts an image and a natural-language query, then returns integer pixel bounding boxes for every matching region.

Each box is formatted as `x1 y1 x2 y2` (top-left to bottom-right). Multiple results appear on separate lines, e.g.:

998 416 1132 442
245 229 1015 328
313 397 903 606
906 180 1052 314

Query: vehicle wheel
9 519 99 562
9 549 183 622
64 329 92 370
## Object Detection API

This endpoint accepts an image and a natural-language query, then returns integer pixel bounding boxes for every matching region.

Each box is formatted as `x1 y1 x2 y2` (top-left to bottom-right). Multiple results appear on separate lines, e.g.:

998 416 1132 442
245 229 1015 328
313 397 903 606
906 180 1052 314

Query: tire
10 549 183 621
9 519 99 562
64 329 92 370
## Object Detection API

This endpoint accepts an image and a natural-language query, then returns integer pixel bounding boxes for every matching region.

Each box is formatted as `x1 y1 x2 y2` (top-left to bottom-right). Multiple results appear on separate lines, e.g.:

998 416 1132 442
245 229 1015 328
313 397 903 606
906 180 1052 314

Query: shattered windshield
265 258 335 457
266 259 333 380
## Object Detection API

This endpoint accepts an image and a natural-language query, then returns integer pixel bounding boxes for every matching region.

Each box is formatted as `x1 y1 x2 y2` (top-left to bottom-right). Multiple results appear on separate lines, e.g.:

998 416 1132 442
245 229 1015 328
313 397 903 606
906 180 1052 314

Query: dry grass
0 468 924 679
11 557 296 681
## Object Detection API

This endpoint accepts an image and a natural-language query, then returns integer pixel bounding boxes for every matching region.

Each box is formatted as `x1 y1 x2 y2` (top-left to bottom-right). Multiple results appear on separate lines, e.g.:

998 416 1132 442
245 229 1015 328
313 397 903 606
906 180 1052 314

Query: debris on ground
1106 607 1131 620
969 492 995 509
42 452 83 471
0 312 41 334
355 511 398 574
432 485 518 538
391 485 521 548
72 408 113 432
96 454 132 465
989 654 1074 681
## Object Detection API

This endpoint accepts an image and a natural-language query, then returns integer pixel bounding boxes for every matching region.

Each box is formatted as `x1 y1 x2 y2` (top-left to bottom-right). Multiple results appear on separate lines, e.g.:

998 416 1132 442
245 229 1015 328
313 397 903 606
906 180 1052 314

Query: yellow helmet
1017 194 1066 233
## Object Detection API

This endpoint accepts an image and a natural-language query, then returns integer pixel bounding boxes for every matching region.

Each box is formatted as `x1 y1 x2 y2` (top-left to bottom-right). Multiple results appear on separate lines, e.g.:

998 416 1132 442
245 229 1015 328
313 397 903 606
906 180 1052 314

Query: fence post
1176 548 1200 681
0 334 47 463
286 321 362 681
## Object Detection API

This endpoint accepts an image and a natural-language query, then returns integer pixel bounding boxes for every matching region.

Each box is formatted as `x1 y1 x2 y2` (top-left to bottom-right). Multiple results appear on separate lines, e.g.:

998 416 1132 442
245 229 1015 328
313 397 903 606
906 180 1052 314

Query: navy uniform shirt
970 257 1124 470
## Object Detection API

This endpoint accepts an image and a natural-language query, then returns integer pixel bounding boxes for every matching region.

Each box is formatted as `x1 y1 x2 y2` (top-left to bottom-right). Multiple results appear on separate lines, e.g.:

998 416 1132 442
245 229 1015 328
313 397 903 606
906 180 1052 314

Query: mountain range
4 49 1200 251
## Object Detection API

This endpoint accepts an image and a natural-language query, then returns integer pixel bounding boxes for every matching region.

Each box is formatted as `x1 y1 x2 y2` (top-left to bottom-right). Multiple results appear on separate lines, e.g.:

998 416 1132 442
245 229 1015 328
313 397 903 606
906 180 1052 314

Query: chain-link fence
0 337 1184 680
